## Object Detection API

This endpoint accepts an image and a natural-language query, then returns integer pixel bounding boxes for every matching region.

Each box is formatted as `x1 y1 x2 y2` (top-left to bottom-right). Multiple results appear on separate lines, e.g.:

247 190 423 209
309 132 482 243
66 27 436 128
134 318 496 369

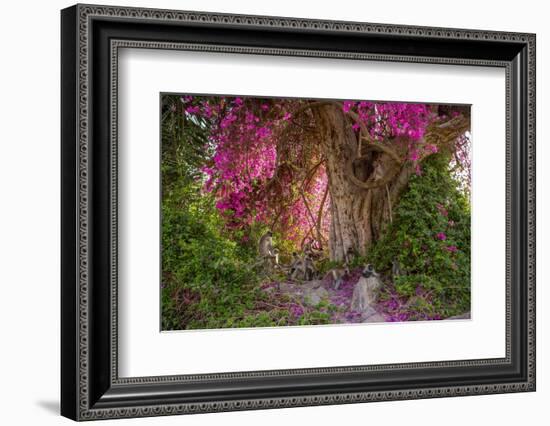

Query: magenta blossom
436 203 448 217
446 245 458 253
289 304 304 318
342 100 355 113
185 105 200 114
426 144 439 153
180 96 461 248
409 150 420 162
436 232 447 241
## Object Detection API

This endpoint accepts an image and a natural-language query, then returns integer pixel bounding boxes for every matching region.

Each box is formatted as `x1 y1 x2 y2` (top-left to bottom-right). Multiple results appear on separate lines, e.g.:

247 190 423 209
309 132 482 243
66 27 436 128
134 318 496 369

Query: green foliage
161 180 262 330
369 154 471 318
161 95 263 330
161 95 333 330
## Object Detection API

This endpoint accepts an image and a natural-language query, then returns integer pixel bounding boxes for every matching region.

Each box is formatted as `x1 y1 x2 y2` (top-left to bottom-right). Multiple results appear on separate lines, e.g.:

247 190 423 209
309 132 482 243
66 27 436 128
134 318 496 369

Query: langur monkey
288 252 316 281
302 254 316 281
391 258 402 279
362 263 379 278
330 247 354 290
258 231 279 266
350 264 382 312
288 252 300 279
331 268 348 290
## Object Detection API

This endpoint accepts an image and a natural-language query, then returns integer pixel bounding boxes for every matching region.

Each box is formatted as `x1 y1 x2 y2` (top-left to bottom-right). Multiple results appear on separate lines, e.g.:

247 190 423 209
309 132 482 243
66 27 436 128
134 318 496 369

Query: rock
350 275 382 312
273 280 328 306
360 306 386 323
363 313 386 323
277 282 300 293
446 312 471 320
301 280 323 291
303 286 329 306
364 314 386 323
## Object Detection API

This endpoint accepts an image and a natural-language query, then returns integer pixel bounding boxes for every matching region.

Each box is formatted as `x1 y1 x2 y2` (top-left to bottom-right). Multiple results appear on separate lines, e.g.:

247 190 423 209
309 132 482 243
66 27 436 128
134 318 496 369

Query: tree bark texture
315 105 413 261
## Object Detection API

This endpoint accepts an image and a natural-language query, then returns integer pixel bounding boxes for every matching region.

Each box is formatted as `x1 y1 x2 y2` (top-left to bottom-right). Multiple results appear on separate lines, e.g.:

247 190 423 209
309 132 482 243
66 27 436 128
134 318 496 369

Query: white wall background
0 0 546 424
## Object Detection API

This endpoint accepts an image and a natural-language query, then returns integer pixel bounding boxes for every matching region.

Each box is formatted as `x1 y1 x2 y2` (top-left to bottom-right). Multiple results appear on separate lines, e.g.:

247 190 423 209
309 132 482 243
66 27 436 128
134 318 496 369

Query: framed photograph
61 4 536 421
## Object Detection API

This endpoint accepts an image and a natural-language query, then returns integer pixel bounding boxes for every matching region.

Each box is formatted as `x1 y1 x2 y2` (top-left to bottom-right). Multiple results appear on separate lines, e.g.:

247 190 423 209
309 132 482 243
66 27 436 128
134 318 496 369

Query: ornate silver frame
61 4 536 421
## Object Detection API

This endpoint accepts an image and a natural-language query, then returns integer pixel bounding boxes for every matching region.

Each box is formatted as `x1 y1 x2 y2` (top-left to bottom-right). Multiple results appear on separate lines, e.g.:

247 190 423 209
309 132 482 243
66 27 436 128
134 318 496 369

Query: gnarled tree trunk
315 104 413 261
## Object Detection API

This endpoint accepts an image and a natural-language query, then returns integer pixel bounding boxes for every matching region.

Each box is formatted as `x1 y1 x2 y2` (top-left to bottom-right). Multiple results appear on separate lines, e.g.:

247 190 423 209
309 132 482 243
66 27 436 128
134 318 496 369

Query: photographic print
161 94 471 331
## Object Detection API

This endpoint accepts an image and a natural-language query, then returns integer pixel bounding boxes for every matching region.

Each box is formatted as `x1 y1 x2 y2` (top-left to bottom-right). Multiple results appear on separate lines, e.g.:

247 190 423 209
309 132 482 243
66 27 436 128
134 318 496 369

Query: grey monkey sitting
391 258 408 281
288 252 301 279
288 252 316 281
258 231 279 268
350 264 382 312
329 266 350 290
301 253 316 281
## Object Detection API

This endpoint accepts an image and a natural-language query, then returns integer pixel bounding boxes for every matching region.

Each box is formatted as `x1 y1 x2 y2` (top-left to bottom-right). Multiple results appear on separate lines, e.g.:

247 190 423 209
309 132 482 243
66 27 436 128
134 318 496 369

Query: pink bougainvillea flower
436 203 449 217
255 127 271 139
180 96 467 247
342 100 355 113
185 105 200 114
446 245 458 253
436 232 447 241
426 144 439 153
409 150 420 162
289 304 304 318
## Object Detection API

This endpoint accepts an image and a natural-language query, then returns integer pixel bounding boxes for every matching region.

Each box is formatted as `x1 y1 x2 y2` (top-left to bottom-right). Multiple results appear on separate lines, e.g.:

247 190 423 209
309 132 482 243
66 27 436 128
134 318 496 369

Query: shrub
161 180 262 329
369 154 471 318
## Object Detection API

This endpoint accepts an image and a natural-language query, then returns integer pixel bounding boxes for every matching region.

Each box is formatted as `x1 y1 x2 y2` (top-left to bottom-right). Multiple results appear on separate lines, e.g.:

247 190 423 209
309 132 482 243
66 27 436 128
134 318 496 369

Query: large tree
181 96 470 261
